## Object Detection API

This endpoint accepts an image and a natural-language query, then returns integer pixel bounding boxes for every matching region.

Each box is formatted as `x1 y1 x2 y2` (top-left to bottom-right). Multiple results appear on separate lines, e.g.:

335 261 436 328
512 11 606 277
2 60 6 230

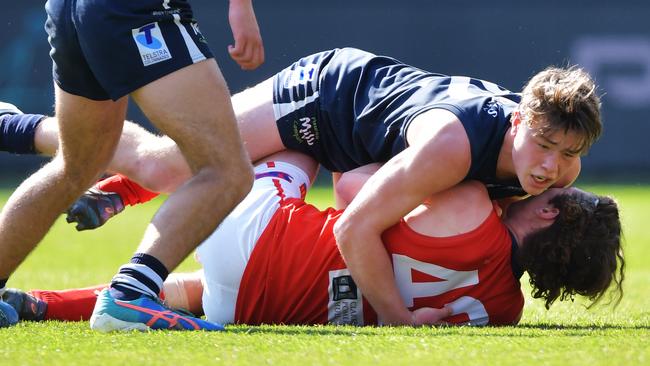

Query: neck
502 210 525 249
495 127 516 180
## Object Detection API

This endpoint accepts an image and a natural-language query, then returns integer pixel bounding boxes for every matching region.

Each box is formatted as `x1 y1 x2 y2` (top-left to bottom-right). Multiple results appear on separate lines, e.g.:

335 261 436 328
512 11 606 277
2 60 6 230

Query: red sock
95 174 159 206
29 285 107 321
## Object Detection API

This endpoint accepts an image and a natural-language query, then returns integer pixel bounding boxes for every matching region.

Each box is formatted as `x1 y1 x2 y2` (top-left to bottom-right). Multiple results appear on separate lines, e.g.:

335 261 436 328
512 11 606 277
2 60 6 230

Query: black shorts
45 0 213 101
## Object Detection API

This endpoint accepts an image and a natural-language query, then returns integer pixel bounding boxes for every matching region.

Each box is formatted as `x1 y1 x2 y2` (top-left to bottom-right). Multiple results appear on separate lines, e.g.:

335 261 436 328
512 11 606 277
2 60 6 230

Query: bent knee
198 161 254 199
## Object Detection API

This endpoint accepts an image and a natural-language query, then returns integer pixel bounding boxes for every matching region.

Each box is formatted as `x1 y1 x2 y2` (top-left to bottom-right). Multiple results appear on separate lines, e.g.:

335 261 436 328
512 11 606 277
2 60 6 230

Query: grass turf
0 185 649 365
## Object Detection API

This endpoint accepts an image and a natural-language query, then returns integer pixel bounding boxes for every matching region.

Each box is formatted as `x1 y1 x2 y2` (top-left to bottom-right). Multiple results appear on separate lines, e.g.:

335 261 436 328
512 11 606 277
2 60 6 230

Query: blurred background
2 0 649 184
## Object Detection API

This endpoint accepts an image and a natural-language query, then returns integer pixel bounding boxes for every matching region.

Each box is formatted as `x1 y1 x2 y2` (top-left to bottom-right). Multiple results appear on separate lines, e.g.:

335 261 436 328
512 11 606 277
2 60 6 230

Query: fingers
65 207 90 231
411 305 453 326
228 40 265 70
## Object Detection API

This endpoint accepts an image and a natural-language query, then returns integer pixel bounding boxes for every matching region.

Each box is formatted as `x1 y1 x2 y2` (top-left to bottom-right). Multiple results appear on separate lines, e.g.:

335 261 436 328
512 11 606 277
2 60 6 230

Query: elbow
333 213 371 255
333 215 354 252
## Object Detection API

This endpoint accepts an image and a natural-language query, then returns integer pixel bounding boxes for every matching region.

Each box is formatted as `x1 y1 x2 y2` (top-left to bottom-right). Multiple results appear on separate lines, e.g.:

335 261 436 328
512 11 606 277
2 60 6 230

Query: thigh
232 78 285 162
196 161 311 324
54 86 127 172
131 58 244 171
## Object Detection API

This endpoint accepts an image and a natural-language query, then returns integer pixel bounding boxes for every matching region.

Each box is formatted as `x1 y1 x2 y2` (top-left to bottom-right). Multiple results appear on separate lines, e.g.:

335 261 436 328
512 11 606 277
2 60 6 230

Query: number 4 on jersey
392 254 489 325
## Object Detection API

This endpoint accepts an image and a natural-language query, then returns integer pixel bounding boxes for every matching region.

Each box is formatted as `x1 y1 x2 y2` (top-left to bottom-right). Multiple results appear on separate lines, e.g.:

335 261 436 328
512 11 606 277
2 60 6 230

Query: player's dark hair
520 66 602 155
518 192 624 309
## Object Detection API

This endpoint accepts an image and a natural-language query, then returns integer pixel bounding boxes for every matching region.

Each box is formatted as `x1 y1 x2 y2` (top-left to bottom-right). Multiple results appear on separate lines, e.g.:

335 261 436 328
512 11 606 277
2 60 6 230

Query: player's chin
522 177 552 196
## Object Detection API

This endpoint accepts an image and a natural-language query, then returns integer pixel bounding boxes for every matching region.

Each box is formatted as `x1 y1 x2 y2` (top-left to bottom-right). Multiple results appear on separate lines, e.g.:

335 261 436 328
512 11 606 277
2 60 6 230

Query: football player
3 150 623 327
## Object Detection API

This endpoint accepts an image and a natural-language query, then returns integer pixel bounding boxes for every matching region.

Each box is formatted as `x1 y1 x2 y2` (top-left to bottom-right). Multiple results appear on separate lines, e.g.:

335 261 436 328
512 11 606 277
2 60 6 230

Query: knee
57 154 107 189
200 160 254 203
221 160 254 200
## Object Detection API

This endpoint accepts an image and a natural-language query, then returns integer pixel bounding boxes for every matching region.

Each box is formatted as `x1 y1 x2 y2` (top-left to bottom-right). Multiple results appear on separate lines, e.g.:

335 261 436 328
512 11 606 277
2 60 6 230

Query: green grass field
1 185 648 365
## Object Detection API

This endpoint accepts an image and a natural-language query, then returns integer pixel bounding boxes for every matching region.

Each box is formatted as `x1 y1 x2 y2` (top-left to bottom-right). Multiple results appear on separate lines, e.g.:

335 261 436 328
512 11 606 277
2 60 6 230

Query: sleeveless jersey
274 48 525 198
234 198 524 326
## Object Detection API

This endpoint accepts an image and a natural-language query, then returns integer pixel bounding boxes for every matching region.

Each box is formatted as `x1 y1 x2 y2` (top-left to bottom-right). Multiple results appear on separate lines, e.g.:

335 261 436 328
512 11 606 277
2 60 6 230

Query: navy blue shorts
45 0 214 101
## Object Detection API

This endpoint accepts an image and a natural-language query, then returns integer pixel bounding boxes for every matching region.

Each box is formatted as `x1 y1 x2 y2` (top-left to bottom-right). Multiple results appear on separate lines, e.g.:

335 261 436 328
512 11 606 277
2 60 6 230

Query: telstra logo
135 24 163 49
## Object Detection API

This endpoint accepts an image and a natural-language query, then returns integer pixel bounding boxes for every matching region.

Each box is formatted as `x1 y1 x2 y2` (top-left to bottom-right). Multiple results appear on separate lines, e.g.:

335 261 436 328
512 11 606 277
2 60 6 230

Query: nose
541 152 559 180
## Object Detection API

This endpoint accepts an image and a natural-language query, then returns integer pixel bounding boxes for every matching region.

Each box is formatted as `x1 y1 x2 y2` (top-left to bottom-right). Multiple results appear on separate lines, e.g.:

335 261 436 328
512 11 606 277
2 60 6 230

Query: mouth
532 175 546 183
529 174 550 190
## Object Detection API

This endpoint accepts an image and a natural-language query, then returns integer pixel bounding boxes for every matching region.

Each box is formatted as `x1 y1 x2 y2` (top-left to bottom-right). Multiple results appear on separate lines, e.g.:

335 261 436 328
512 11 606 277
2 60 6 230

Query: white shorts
196 161 310 324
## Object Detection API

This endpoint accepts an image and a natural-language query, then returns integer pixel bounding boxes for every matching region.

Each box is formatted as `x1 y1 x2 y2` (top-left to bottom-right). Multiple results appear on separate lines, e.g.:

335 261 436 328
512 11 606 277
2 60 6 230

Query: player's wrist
379 308 415 326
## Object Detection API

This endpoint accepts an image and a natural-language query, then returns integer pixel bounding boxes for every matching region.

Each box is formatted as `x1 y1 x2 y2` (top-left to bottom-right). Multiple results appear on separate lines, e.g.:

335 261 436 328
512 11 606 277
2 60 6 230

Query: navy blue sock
0 113 47 154
110 253 169 301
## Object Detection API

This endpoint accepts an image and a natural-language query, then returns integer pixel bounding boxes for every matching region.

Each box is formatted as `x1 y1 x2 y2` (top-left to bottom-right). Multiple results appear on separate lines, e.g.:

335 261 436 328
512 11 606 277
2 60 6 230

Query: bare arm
333 109 471 325
34 117 191 193
228 0 264 70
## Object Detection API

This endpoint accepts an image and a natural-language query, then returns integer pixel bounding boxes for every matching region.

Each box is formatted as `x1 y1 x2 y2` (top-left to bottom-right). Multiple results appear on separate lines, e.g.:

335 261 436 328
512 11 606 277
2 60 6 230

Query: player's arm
227 0 265 70
333 109 471 325
35 117 191 194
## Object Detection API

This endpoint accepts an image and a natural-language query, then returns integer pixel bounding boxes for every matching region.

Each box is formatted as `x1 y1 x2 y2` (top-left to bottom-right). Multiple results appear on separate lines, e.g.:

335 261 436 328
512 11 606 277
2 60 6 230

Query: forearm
334 219 413 325
229 0 253 10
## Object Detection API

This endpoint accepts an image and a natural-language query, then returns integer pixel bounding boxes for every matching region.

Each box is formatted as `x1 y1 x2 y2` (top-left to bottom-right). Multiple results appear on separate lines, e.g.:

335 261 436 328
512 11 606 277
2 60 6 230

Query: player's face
511 118 582 196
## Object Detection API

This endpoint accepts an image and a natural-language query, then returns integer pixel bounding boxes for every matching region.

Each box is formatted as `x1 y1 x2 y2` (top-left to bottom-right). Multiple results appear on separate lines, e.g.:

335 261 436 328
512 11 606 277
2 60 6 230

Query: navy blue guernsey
274 48 526 198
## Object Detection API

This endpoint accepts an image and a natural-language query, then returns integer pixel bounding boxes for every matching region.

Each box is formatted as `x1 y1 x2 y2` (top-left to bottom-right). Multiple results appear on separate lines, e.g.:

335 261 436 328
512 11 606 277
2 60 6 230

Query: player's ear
536 206 559 220
510 111 521 135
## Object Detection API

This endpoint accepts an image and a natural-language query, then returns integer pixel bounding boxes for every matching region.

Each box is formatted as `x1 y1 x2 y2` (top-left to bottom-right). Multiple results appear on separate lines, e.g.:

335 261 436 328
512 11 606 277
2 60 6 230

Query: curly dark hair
517 192 624 309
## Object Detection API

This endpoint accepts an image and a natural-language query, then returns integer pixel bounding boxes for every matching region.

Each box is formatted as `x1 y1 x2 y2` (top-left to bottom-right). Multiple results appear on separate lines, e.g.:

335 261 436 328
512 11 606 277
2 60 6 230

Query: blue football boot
90 289 224 332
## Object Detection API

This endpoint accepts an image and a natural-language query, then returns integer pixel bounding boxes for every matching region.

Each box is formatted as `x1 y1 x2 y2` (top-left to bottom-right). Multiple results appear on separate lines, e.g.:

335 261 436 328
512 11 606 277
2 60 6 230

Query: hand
228 0 265 70
65 189 125 231
411 306 453 326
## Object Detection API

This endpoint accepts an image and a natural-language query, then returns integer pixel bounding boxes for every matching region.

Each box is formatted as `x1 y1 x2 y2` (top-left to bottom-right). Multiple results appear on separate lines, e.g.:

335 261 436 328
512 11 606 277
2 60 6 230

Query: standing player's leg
130 58 253 271
0 88 127 320
64 77 286 232
90 64 253 330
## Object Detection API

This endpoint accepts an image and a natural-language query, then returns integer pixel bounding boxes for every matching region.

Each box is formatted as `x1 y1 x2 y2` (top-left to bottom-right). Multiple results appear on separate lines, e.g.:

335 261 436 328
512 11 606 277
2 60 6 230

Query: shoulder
441 181 494 227
407 109 468 145
406 109 471 167
448 181 493 216
408 181 494 237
